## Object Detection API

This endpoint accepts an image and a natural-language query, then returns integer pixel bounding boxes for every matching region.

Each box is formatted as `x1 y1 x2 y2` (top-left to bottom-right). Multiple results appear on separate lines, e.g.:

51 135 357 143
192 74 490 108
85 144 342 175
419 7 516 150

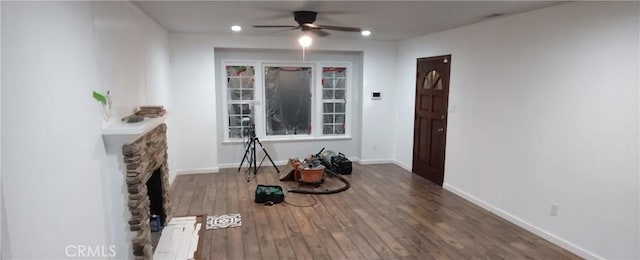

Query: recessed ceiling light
231 25 242 32
361 30 371 37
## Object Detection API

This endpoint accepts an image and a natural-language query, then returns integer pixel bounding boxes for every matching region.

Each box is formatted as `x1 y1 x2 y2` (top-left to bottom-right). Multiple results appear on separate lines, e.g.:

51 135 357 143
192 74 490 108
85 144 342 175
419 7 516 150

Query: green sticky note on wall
93 91 106 105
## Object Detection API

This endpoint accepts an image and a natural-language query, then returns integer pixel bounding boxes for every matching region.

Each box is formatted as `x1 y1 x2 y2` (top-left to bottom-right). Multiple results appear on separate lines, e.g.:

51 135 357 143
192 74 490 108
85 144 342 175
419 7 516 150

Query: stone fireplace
121 123 172 259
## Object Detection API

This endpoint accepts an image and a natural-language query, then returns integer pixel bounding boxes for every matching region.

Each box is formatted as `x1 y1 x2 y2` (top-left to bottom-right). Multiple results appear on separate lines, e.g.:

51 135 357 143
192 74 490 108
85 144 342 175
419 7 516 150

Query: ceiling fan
253 11 362 37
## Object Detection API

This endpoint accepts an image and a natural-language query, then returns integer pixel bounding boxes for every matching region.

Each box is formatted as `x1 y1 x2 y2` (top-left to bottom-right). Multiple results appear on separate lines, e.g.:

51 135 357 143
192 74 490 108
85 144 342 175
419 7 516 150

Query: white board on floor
153 217 202 260
187 223 202 259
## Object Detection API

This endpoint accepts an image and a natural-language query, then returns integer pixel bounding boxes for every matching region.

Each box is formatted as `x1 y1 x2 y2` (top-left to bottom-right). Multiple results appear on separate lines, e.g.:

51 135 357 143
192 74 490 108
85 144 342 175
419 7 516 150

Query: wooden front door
412 55 451 186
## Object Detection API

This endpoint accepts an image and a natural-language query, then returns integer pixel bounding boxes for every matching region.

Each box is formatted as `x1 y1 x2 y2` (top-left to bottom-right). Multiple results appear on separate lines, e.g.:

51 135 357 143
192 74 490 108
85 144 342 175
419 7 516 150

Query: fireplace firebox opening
147 168 166 231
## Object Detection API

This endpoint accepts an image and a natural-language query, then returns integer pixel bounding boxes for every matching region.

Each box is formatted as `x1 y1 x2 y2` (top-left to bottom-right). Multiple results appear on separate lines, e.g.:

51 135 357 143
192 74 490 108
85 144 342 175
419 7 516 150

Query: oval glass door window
423 70 443 90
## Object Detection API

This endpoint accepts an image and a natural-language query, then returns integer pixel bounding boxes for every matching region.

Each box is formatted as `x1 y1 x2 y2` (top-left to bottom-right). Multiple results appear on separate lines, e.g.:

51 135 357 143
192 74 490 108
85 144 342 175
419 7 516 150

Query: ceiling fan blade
310 29 329 37
301 23 321 30
253 25 298 28
315 24 362 32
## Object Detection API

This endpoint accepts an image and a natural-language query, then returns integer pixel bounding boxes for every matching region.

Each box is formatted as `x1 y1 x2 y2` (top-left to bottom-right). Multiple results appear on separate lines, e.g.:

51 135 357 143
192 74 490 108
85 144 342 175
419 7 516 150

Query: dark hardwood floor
170 163 581 260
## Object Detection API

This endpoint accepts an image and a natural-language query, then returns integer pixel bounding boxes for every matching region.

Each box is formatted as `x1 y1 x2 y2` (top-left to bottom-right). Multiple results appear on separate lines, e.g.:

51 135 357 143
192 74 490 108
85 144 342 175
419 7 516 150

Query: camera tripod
237 124 280 182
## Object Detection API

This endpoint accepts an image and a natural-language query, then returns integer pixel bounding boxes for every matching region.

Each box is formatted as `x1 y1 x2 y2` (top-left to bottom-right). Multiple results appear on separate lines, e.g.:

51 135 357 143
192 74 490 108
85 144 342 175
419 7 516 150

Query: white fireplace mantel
102 115 167 154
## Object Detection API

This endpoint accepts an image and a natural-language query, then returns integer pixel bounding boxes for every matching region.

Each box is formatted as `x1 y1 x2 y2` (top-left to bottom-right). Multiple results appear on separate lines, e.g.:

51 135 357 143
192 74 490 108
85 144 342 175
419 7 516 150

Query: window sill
222 135 352 144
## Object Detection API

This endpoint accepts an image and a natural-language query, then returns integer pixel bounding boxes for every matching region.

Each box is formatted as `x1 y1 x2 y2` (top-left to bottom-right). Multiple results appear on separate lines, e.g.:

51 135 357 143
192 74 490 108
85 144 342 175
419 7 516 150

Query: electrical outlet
550 203 559 217
373 144 377 151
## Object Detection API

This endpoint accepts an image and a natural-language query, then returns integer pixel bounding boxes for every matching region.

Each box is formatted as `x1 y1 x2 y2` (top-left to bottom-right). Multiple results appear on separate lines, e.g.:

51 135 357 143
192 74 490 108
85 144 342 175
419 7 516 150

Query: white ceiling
133 1 563 41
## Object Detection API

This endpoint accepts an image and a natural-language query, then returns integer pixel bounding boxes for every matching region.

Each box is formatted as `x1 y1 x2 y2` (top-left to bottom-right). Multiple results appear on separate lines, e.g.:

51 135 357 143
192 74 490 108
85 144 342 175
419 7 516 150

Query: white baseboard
220 158 397 168
169 172 177 185
391 160 412 172
176 168 219 175
357 159 395 165
217 163 239 169
218 160 289 169
443 183 603 260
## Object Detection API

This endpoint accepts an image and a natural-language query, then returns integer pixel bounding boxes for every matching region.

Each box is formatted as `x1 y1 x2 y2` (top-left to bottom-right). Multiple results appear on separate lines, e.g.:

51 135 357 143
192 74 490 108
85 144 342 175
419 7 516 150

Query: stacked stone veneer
122 123 172 259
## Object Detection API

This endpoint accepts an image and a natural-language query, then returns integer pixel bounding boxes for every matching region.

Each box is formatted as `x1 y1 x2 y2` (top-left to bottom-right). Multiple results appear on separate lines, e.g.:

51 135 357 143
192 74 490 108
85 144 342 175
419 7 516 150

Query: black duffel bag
331 153 353 175
254 185 284 204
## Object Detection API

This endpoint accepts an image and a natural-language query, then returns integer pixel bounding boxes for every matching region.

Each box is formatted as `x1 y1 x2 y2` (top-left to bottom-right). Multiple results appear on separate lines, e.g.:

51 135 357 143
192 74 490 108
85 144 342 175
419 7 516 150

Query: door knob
437 128 444 132
440 115 445 119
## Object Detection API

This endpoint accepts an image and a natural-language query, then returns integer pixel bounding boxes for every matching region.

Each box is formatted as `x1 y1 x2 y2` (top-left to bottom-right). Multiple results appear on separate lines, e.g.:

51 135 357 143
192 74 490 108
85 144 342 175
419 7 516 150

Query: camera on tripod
238 116 279 181
241 116 256 138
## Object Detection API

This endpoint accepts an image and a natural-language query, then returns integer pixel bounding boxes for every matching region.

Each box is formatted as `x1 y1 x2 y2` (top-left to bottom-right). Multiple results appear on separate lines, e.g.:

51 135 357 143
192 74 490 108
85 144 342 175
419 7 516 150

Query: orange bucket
300 165 325 183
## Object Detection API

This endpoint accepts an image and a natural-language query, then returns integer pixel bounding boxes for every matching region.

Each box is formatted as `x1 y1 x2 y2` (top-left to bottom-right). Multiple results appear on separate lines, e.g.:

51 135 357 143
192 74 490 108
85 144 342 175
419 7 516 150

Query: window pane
323 79 332 89
335 114 345 124
323 125 334 135
229 128 242 138
322 67 345 77
323 103 333 113
227 66 254 77
229 89 241 100
226 66 239 77
229 104 241 115
323 114 334 124
228 77 254 89
323 90 333 99
334 78 345 89
242 90 253 100
264 66 312 136
241 104 252 114
241 78 254 89
228 78 240 88
335 103 345 113
239 66 254 77
335 125 345 134
229 104 253 116
335 90 345 100
424 70 442 90
229 116 242 126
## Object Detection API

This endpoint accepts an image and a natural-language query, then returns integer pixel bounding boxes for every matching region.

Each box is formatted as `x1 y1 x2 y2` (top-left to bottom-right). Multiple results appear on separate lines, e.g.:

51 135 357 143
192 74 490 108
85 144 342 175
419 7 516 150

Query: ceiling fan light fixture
298 35 312 47
361 30 371 36
231 25 242 32
254 11 363 38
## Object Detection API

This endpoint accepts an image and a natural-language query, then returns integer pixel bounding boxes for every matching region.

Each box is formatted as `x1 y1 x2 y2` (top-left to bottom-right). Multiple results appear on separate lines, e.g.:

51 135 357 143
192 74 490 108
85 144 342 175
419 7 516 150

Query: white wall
2 2 109 258
169 33 396 173
394 2 639 259
91 1 172 258
0 1 4 257
0 199 8 260
91 0 174 185
1 1 170 258
92 1 172 124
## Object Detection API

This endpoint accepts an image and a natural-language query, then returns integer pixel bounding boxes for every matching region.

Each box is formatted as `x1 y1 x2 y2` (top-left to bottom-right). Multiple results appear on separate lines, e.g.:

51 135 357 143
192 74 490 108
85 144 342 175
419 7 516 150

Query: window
222 61 351 141
264 66 313 136
321 67 347 135
225 65 255 138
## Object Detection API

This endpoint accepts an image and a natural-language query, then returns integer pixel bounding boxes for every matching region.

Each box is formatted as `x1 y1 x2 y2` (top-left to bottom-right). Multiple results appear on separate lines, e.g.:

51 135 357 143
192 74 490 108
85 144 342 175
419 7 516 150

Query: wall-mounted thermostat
371 92 382 100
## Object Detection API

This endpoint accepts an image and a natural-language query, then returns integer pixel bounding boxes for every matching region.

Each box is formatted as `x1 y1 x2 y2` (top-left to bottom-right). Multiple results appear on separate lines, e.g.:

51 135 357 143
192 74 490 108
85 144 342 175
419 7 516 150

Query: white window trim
317 62 352 137
221 61 260 141
221 60 352 143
